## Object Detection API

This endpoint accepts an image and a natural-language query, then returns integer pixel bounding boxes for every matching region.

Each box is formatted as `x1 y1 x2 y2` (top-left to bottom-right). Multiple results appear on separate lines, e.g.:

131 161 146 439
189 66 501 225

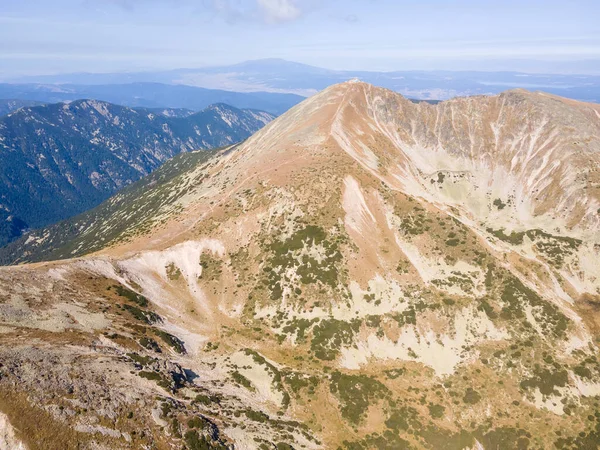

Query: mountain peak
246 80 600 233
2 84 600 450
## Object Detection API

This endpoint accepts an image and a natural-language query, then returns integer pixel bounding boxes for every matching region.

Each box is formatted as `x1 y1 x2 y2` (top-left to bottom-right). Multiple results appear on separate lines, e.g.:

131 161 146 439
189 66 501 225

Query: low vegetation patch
112 284 149 307
329 371 389 424
154 330 186 354
310 318 360 361
500 275 569 337
265 225 344 300
123 304 161 325
486 228 582 268
231 371 255 391
520 366 568 396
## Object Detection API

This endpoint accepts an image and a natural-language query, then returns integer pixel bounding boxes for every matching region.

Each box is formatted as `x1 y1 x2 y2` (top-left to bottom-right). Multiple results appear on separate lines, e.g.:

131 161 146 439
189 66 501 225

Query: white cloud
209 0 307 24
85 0 309 24
256 0 301 23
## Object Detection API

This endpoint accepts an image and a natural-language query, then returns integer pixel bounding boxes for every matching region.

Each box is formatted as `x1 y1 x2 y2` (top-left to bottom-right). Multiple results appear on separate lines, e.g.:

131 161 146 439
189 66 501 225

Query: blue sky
1 0 599 76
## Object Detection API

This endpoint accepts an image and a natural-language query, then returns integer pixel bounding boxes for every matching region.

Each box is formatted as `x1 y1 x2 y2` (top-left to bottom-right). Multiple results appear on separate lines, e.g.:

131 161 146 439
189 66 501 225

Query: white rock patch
340 307 507 376
572 375 600 397
393 236 485 297
530 388 569 416
229 351 284 408
0 412 26 450
119 239 225 311
342 175 376 236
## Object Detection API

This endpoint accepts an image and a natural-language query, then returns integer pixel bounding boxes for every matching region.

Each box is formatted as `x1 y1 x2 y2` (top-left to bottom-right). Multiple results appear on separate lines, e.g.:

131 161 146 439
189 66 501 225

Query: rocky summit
0 81 599 450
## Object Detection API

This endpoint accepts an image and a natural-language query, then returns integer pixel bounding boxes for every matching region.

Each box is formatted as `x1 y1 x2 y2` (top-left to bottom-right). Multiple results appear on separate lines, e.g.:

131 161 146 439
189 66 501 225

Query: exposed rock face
0 412 27 450
330 84 600 232
0 82 599 449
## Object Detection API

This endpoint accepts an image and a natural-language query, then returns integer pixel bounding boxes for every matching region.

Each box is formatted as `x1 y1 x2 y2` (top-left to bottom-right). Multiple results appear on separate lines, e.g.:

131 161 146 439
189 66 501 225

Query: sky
1 0 599 77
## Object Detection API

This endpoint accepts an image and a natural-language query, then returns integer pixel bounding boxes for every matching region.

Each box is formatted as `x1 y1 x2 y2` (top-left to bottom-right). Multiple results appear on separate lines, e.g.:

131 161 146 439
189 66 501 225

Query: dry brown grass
0 389 94 450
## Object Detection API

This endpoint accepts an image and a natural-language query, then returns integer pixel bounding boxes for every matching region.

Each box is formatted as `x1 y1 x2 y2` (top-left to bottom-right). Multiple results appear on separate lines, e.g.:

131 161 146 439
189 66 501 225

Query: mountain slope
0 82 304 115
0 148 219 264
0 82 599 450
0 100 274 246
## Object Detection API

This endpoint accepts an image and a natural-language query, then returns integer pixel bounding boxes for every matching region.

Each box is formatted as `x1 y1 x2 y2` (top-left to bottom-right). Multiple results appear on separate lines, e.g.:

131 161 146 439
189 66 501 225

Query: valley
0 100 274 246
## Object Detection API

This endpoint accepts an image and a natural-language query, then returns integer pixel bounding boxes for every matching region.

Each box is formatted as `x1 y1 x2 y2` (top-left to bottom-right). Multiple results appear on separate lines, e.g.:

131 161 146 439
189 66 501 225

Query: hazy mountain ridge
0 83 599 449
9 58 600 102
0 81 304 115
0 100 274 246
0 98 46 116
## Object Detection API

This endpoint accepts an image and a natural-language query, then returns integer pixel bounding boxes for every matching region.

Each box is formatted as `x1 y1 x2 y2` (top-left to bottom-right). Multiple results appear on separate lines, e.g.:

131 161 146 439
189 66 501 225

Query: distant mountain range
0 99 274 246
7 58 600 102
0 99 46 116
0 82 303 115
